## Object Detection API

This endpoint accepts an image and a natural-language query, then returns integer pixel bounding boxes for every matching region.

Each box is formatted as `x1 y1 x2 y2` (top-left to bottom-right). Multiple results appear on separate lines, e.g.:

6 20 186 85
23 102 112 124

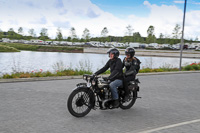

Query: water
0 51 200 75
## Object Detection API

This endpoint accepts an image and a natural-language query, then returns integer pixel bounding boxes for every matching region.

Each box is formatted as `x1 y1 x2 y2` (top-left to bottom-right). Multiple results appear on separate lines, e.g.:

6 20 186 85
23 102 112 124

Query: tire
119 90 137 110
67 87 93 117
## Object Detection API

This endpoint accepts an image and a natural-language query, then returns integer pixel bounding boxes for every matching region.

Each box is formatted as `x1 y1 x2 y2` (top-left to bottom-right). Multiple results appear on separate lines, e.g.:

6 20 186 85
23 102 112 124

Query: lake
0 51 200 75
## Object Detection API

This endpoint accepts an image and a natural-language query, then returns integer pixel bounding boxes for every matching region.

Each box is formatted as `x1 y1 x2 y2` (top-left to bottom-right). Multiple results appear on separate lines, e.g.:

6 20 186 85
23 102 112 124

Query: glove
103 77 108 81
91 74 96 79
103 77 110 82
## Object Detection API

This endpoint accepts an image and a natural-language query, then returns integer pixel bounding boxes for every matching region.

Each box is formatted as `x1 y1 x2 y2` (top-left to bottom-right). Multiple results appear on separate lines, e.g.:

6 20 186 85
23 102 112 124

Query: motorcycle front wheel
67 87 92 117
119 90 137 110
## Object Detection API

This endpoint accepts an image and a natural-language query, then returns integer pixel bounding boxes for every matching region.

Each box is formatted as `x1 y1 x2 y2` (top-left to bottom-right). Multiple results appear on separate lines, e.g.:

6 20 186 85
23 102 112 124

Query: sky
0 0 200 39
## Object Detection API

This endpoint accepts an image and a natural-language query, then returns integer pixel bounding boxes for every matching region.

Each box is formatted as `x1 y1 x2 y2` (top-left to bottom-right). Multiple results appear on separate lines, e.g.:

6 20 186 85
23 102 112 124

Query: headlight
83 75 87 80
92 80 96 86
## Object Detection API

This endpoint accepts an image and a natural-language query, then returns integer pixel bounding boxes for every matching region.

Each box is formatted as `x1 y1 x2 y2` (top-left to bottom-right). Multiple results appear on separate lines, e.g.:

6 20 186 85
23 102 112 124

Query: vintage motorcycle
67 74 141 117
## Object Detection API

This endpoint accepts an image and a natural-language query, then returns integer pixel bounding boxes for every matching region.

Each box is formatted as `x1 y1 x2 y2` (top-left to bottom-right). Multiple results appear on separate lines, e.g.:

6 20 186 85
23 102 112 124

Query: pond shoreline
84 48 200 59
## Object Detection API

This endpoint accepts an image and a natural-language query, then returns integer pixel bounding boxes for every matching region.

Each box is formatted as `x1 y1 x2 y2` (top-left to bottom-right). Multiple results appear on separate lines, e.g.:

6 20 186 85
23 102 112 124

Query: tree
7 28 15 39
133 32 142 42
28 29 36 37
146 25 156 44
159 33 164 39
82 28 90 42
156 33 164 44
195 36 198 41
56 27 63 42
0 29 3 39
39 28 48 41
101 27 108 37
172 24 181 39
67 37 71 42
18 27 23 35
70 27 77 39
126 25 134 36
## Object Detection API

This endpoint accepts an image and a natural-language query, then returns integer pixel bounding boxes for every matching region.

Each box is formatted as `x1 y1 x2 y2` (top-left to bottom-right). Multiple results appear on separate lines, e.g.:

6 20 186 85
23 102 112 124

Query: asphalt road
0 73 200 133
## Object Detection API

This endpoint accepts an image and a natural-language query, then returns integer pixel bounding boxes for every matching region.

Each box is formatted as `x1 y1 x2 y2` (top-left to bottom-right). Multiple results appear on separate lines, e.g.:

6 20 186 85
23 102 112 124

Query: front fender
76 83 87 88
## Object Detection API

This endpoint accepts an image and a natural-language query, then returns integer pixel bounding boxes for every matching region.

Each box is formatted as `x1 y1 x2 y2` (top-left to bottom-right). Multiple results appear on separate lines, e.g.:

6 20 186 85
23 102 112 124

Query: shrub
183 62 200 71
19 73 31 78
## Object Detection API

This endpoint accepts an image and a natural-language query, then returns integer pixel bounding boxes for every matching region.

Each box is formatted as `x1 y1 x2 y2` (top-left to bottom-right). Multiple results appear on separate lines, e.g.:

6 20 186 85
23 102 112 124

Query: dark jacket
123 57 141 77
95 58 123 81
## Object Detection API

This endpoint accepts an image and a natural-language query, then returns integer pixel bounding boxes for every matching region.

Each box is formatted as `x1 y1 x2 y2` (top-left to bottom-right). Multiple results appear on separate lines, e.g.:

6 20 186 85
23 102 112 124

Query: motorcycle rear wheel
67 88 92 117
119 90 137 110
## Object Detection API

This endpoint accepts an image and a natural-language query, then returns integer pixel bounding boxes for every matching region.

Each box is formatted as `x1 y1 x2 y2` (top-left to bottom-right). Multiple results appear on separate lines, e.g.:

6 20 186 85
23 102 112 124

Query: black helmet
107 48 120 58
125 47 135 58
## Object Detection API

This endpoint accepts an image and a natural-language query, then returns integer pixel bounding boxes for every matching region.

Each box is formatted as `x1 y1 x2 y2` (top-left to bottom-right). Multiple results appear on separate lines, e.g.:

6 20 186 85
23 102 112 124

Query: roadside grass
0 44 20 52
0 42 83 52
2 69 92 79
1 62 200 79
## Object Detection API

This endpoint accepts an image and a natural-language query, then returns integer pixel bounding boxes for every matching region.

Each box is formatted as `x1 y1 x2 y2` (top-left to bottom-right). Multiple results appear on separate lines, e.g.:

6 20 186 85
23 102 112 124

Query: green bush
183 63 200 71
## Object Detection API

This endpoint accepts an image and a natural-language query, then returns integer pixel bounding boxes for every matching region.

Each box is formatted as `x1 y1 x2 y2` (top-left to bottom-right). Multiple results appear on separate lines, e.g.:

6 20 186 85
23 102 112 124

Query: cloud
9 20 18 25
53 21 70 28
31 16 47 24
174 1 184 4
86 8 100 18
0 0 200 39
193 2 200 5
24 1 37 7
59 9 68 15
54 0 64 8
143 1 151 8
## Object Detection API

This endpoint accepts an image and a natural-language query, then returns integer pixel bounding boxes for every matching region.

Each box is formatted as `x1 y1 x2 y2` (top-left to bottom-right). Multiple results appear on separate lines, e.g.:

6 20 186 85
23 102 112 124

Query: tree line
0 24 199 44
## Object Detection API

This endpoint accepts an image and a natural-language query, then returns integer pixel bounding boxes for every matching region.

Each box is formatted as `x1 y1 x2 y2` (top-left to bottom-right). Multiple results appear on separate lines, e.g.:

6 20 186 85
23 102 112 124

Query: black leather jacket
95 58 123 81
123 57 140 77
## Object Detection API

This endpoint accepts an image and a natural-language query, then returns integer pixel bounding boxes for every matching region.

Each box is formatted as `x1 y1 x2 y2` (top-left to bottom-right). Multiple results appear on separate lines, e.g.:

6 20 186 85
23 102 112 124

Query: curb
0 71 200 83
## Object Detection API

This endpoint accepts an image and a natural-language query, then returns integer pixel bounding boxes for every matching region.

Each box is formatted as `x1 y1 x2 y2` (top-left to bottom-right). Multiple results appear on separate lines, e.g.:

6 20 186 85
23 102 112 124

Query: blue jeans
109 79 123 100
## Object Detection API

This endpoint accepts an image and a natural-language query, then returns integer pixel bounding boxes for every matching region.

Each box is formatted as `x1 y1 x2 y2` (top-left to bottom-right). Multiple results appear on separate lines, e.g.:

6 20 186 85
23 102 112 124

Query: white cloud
174 1 185 4
193 2 200 5
127 1 200 39
0 0 199 39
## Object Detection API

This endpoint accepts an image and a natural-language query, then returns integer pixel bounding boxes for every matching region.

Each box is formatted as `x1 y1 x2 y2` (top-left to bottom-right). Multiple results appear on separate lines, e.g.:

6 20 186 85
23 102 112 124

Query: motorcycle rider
94 48 123 108
123 47 141 101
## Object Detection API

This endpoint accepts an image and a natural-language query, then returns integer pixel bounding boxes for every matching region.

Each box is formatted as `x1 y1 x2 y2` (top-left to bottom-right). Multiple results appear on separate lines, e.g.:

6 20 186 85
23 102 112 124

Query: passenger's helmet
107 48 120 58
125 47 135 58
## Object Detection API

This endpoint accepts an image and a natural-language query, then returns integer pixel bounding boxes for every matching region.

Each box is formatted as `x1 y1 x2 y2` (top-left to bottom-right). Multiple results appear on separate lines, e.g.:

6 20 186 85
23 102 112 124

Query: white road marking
136 119 200 133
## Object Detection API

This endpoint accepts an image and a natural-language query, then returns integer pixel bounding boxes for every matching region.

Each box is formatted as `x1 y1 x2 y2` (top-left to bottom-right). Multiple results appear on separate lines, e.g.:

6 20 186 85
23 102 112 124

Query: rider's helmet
107 48 120 58
125 47 135 58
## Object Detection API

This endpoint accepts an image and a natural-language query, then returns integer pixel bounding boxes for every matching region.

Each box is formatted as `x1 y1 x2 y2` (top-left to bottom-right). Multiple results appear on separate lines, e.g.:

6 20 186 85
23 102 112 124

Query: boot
112 99 119 108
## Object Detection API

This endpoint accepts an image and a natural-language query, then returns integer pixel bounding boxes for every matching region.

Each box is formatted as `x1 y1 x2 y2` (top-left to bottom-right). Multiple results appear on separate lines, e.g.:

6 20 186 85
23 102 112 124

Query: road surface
0 73 200 133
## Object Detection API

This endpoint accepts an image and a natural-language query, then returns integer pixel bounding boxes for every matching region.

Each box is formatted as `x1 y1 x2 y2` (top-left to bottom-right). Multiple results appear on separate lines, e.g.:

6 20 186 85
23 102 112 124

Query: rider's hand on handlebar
91 74 96 79
103 77 110 82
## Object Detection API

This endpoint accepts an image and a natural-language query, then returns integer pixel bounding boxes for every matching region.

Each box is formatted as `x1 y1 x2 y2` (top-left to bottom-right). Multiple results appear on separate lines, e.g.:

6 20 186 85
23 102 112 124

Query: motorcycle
67 74 141 117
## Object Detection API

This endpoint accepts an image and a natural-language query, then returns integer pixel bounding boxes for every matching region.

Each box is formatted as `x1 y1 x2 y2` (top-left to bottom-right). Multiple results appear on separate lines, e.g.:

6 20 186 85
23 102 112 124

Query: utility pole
179 0 187 71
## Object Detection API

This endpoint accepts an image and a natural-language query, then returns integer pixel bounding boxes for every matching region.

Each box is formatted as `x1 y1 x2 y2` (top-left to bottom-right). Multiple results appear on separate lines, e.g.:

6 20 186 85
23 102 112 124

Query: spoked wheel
67 88 92 117
119 90 137 110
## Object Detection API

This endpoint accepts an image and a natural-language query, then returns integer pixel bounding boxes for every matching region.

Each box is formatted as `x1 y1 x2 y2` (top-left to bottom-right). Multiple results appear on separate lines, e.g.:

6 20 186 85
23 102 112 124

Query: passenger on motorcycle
123 47 141 101
94 48 123 108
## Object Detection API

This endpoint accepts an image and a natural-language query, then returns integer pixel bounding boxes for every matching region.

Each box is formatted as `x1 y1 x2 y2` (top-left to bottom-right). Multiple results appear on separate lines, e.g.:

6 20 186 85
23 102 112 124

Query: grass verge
0 44 20 52
0 42 83 53
1 62 200 79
